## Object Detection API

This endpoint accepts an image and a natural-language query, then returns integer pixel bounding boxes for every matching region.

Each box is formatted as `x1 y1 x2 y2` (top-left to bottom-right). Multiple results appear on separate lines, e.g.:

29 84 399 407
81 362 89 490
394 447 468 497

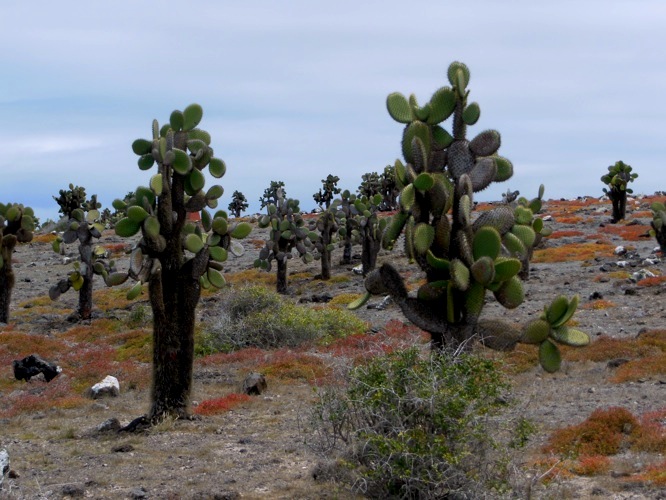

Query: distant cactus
379 165 400 211
649 200 666 254
336 190 357 265
343 194 389 276
313 174 341 210
49 205 116 321
350 61 587 371
358 171 382 199
114 103 251 423
259 180 286 211
310 202 340 280
228 190 249 218
601 161 637 222
255 189 314 293
53 184 94 220
0 203 35 323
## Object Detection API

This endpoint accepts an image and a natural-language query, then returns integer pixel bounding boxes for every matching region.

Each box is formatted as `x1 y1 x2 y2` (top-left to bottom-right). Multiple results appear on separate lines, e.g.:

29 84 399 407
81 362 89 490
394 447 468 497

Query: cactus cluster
49 206 117 320
255 189 315 293
349 61 587 370
649 200 666 254
228 190 249 218
520 295 589 372
53 183 89 220
601 160 638 222
0 203 35 323
259 180 286 211
511 185 552 279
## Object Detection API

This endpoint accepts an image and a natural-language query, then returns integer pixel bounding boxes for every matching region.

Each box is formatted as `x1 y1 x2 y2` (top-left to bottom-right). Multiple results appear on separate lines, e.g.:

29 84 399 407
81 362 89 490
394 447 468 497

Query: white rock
617 261 629 268
352 264 363 275
0 448 8 487
542 215 553 221
614 246 626 255
89 375 120 399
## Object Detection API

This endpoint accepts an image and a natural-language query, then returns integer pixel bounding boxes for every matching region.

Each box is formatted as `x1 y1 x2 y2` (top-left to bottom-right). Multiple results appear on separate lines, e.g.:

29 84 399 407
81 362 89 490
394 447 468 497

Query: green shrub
199 285 367 352
309 347 521 498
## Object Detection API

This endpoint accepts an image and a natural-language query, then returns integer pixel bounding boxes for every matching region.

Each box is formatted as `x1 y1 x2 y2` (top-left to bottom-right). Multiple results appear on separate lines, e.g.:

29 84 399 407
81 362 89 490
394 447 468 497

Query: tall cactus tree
342 194 389 276
601 160 638 223
379 165 400 211
350 62 587 371
227 190 249 218
649 200 666 254
49 204 116 321
336 189 357 265
0 203 35 323
259 180 286 211
114 104 251 423
313 174 341 210
53 184 89 220
255 189 314 293
310 201 340 280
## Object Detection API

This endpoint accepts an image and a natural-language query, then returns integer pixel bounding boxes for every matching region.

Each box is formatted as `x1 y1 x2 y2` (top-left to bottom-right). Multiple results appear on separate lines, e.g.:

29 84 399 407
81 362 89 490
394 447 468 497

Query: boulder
88 375 120 399
12 354 61 382
242 372 267 395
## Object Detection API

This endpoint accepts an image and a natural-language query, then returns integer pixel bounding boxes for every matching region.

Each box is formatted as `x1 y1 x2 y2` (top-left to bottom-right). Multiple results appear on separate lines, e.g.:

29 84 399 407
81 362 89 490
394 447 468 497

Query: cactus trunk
361 226 380 276
341 240 352 265
77 231 94 320
610 189 627 223
0 236 17 323
276 259 288 294
321 232 332 281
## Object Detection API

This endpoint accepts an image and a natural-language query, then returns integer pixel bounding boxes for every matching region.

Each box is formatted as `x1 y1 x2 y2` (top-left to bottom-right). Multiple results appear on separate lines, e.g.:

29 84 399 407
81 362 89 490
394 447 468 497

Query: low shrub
308 347 521 498
199 285 367 352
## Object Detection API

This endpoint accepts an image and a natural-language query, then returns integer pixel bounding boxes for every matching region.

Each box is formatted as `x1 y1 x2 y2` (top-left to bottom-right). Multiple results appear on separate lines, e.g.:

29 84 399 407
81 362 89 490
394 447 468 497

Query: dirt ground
1 195 665 499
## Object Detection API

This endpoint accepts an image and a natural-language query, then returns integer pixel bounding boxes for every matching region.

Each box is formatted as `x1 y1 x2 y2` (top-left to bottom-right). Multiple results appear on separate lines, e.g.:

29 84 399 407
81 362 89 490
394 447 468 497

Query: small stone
614 245 626 255
242 372 267 395
88 375 120 399
130 487 147 499
96 418 121 433
62 484 85 497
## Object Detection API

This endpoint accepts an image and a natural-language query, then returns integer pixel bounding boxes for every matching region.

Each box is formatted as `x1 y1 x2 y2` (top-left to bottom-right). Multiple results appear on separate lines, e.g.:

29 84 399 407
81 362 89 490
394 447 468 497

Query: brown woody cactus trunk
610 188 627 223
76 231 94 321
320 226 332 281
0 235 17 324
361 226 380 276
276 258 288 294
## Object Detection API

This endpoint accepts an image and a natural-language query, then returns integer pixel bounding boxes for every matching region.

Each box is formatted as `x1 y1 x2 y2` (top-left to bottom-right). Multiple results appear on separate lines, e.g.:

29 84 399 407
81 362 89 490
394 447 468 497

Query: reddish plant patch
612 352 666 383
554 215 584 224
194 393 252 416
258 350 330 383
580 299 617 310
104 242 129 256
198 347 266 367
599 223 651 241
636 275 666 287
571 455 612 476
548 230 585 239
532 242 614 263
630 460 666 486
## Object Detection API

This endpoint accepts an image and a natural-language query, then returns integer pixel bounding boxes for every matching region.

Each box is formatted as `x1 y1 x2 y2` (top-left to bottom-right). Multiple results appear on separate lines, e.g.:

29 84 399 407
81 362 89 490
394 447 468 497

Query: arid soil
1 195 665 499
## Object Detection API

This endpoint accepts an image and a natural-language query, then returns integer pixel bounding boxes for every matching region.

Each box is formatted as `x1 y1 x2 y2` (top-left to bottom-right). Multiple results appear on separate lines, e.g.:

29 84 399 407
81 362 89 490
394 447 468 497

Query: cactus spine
115 104 251 423
352 62 587 371
601 160 638 222
0 203 35 323
255 188 314 293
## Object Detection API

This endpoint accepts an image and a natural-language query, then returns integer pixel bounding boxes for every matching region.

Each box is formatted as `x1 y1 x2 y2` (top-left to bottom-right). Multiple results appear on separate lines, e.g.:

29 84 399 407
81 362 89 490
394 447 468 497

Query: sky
1 1 665 224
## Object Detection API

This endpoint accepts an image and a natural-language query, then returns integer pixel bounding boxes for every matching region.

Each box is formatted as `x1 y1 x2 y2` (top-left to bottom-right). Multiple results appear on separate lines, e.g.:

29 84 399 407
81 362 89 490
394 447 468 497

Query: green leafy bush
309 347 524 498
199 285 367 352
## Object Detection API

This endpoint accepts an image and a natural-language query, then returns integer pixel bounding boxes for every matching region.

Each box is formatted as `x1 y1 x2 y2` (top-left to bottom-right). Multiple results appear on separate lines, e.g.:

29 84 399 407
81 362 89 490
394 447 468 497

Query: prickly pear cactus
649 200 666 254
336 190 357 265
0 203 35 323
350 62 588 371
313 174 341 210
511 184 552 279
601 160 638 222
227 190 249 218
49 206 116 321
255 189 314 293
53 184 88 220
347 193 390 276
310 202 340 280
115 103 251 422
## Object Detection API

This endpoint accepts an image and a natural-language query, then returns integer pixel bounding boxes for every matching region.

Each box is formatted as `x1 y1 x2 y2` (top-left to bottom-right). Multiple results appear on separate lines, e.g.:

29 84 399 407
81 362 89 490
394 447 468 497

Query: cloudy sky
1 1 664 223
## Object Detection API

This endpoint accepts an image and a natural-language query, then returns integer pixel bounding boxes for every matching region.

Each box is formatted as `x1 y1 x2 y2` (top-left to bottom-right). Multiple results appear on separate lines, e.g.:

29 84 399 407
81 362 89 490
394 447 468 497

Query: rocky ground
1 195 665 499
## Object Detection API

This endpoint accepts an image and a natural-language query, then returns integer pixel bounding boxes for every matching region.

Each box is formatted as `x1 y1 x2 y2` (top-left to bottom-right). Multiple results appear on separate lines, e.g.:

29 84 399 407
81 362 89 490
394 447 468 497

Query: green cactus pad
432 125 454 149
171 148 192 175
105 272 129 286
185 233 204 254
544 295 569 326
230 222 252 239
469 158 497 193
469 129 501 157
115 217 141 237
207 268 226 288
212 217 228 235
492 156 514 182
132 139 153 156
464 281 486 317
427 87 456 124
462 102 480 125
551 294 579 328
514 206 533 225
493 257 522 281
472 226 501 260
521 319 551 344
128 205 149 223
551 325 590 347
450 258 470 291
126 281 143 300
510 224 536 248
447 140 474 179
188 128 212 146
206 157 225 179
413 223 435 255
112 199 127 211
386 92 412 123
502 232 527 257
182 104 203 131
539 339 561 373
413 172 434 191
426 250 450 272
402 121 431 163
447 61 470 88
472 206 515 235
169 110 184 131
417 280 448 301
348 291 372 310
143 216 160 239
411 137 429 172
188 169 205 192
470 256 495 285
493 276 524 309
400 184 416 211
